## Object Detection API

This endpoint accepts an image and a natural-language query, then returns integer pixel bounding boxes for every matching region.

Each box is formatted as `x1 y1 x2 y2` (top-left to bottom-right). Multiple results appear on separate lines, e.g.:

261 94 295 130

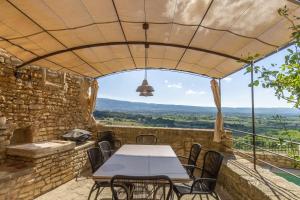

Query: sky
97 47 294 108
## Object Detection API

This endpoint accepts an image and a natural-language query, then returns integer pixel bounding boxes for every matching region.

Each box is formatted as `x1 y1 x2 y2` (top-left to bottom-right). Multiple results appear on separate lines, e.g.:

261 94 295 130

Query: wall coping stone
74 140 95 151
6 140 76 158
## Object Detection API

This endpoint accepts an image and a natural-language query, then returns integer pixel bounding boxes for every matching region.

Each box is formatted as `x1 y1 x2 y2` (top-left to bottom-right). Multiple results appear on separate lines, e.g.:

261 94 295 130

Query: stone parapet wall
235 151 300 169
0 141 94 199
255 151 300 169
218 154 300 200
0 62 95 162
73 141 95 177
96 125 232 166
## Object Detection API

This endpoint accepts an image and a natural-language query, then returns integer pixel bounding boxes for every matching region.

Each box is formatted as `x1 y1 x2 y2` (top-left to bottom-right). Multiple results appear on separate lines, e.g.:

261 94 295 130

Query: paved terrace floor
35 171 227 200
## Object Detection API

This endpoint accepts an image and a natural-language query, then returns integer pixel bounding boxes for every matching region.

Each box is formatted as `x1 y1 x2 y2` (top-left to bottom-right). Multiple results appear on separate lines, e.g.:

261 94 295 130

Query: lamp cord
144 0 148 80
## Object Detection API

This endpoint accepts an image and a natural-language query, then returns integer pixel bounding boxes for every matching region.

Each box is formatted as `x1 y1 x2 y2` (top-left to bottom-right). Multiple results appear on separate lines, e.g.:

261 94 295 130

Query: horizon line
97 97 297 109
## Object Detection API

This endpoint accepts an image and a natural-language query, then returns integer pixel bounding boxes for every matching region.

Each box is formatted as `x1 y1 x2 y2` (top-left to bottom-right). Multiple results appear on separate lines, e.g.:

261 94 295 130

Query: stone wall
217 154 300 200
96 125 232 166
0 141 94 200
255 151 300 169
235 151 300 169
0 62 95 162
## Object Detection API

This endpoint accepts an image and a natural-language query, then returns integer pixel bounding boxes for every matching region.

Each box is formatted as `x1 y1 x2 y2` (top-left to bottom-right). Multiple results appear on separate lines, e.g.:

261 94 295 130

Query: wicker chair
136 134 157 145
87 147 110 200
111 175 173 200
98 141 113 161
178 143 201 178
173 151 224 200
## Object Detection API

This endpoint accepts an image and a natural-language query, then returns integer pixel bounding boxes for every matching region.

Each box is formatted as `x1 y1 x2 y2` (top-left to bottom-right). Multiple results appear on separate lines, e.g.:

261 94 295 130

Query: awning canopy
0 0 299 78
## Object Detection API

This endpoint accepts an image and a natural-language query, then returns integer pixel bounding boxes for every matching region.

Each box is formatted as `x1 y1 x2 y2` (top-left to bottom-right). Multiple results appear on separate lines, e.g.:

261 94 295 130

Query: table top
93 144 190 182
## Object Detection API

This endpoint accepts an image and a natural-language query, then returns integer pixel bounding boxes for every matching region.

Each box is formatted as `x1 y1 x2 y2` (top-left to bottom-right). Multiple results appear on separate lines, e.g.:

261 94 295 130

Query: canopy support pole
250 61 257 170
218 79 221 101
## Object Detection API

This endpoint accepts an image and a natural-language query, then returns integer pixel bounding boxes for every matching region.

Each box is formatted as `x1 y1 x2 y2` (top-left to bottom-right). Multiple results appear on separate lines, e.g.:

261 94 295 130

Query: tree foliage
245 6 300 108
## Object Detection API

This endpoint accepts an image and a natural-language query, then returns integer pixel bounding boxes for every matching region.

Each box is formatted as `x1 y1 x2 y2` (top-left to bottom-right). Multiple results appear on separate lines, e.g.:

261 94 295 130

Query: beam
94 67 214 79
111 0 136 68
17 41 249 69
175 0 214 69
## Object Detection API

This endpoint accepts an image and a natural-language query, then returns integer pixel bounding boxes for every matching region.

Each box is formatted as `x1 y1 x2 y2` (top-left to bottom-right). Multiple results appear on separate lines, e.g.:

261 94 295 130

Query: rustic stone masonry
235 150 300 169
96 125 232 167
73 141 95 176
0 61 95 162
0 141 95 200
254 151 300 169
218 154 300 200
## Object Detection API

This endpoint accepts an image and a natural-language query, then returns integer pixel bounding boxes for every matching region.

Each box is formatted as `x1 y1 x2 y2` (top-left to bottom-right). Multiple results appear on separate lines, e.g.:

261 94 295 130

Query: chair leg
176 193 182 200
88 183 96 200
94 187 101 200
212 191 219 200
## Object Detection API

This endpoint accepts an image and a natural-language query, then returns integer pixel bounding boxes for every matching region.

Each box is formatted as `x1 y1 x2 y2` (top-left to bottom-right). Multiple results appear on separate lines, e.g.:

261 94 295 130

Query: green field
94 110 300 142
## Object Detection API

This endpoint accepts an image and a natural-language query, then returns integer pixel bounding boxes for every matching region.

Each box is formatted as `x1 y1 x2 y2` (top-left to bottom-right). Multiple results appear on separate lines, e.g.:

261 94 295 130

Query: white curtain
210 79 223 143
89 79 99 125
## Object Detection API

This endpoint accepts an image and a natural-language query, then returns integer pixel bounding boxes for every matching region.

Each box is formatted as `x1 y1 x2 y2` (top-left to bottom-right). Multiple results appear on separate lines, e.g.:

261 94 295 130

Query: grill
62 129 91 145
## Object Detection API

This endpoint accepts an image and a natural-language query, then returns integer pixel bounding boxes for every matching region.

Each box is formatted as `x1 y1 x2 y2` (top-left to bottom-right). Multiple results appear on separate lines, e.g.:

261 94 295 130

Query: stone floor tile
35 175 222 200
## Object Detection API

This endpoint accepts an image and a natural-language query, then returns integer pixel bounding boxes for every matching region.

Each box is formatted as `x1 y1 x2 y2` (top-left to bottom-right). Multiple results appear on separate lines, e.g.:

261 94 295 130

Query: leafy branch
244 6 300 109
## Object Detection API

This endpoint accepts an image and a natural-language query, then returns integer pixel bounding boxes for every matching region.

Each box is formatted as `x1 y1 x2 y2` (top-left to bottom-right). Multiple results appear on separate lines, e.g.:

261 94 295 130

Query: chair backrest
98 141 112 161
136 134 157 145
111 175 173 200
87 147 103 173
97 130 115 147
200 151 223 190
187 143 202 175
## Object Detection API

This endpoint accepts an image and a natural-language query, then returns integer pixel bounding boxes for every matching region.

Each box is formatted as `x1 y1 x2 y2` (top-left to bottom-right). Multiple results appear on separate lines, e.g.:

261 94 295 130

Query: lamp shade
136 79 154 93
139 91 153 96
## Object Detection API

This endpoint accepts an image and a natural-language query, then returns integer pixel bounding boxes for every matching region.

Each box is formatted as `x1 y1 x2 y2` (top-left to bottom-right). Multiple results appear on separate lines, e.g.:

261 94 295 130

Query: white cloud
167 82 183 89
223 77 232 82
164 80 169 83
185 89 206 95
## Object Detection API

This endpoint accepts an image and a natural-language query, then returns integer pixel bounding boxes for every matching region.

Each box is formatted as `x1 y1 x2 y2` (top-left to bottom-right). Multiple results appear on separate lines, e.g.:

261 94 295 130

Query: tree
245 6 300 109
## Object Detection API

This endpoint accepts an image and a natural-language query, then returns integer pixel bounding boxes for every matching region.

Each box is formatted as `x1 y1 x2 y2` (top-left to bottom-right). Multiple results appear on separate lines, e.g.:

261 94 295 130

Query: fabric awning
0 0 299 78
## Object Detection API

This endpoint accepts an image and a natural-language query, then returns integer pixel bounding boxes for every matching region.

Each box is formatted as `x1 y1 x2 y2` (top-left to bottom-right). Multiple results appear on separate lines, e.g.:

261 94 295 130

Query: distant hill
95 98 299 116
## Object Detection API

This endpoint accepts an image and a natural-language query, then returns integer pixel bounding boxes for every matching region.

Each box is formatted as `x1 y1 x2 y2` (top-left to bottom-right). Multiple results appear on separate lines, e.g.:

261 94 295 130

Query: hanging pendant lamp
136 22 154 97
136 68 154 96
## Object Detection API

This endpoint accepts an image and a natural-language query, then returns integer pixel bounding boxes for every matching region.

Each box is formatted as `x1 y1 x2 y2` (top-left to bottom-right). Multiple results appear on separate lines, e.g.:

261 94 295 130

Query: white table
93 144 190 183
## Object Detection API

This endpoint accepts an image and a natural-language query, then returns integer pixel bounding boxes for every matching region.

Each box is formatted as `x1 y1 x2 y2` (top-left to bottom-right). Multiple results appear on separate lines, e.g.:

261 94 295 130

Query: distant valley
95 98 299 116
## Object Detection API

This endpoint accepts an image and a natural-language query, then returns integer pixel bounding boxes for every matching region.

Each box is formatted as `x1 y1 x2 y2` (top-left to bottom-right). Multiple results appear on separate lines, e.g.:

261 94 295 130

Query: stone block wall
218 155 300 200
72 141 95 176
96 125 232 166
235 151 300 169
0 141 94 199
0 62 94 162
255 151 300 169
0 171 34 200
